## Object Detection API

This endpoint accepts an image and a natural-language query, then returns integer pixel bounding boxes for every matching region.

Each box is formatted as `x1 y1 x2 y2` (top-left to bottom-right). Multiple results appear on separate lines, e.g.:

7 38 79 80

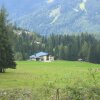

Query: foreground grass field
0 61 100 99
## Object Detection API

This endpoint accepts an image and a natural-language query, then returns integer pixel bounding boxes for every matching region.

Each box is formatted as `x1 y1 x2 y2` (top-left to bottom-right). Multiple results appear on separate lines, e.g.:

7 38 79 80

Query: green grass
0 61 100 100
0 61 100 89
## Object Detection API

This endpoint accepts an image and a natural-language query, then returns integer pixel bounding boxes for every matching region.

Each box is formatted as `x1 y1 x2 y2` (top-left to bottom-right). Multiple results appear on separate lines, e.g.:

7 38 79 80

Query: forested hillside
10 28 100 64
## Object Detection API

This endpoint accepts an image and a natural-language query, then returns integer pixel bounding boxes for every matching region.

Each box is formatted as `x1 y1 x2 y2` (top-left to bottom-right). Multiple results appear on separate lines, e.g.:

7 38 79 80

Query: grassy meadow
0 61 100 99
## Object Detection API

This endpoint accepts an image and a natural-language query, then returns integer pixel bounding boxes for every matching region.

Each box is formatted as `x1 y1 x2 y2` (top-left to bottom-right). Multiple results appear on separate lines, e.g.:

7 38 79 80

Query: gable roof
35 52 48 57
30 52 48 58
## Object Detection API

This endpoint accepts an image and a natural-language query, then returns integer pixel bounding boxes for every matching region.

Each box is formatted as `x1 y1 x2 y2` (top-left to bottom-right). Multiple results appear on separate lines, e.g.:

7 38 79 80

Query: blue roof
30 52 48 58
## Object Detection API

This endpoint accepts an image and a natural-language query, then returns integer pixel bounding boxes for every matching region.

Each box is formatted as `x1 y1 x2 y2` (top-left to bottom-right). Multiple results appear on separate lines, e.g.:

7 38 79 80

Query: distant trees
12 31 100 64
13 30 43 60
88 43 100 63
41 34 100 63
0 7 16 73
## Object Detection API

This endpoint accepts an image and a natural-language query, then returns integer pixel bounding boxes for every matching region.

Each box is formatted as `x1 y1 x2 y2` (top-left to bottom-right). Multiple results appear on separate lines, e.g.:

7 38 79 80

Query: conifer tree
0 7 16 73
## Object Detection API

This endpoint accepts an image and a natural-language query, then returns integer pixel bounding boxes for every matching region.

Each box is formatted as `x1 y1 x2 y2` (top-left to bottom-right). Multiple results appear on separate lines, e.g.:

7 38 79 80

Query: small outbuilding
30 52 54 62
78 58 83 61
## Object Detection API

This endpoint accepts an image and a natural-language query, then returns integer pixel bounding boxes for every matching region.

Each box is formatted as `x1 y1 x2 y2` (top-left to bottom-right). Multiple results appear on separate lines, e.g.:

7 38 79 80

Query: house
30 52 54 62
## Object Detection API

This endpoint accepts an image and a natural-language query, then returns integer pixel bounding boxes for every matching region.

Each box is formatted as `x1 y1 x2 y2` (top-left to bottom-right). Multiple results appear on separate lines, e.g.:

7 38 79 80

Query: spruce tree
0 7 16 73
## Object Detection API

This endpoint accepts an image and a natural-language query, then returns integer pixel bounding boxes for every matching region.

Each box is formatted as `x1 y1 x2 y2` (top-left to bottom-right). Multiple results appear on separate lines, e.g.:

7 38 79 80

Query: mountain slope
0 0 100 35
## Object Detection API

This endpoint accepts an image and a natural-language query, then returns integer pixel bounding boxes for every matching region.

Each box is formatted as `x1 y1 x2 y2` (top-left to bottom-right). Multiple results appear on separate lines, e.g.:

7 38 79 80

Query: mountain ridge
0 0 100 35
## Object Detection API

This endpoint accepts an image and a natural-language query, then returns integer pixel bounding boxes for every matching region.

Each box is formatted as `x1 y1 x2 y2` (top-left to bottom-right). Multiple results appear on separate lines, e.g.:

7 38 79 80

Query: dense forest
9 27 100 64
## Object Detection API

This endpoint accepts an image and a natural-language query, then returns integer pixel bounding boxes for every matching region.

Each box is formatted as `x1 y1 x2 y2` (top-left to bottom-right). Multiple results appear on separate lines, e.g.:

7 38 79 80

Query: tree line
12 29 100 64
43 34 100 63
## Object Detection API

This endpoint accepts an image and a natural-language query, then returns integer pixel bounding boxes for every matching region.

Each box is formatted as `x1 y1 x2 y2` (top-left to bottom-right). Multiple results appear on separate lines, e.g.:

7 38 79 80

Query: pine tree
79 41 89 61
0 7 16 73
